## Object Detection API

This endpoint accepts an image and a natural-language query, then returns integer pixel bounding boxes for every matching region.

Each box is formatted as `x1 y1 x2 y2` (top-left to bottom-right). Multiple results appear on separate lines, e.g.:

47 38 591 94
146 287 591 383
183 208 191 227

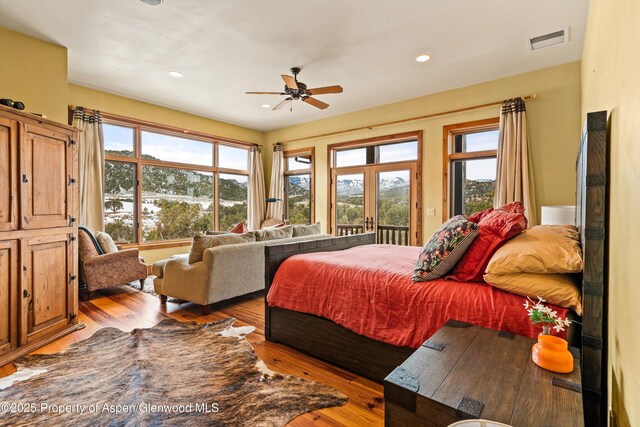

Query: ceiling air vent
529 29 568 51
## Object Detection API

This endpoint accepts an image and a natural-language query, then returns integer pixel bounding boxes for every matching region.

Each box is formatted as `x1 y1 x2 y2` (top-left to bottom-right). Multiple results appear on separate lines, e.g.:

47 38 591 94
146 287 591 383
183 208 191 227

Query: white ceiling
0 0 588 131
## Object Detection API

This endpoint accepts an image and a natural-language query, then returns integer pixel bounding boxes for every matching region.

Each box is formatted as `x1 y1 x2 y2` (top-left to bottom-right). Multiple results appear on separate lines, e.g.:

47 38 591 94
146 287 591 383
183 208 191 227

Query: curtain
494 98 537 225
71 107 105 233
266 143 285 220
247 144 265 230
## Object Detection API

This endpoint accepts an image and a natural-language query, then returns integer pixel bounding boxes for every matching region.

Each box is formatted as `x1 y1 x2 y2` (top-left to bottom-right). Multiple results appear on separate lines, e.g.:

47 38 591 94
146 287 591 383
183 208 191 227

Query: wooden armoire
0 104 83 367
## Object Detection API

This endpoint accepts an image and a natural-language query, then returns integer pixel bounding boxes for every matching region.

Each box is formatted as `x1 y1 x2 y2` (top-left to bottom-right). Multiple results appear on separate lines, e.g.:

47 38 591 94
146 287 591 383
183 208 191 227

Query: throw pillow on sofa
254 225 293 241
229 221 249 234
188 232 256 264
413 215 479 282
292 222 321 237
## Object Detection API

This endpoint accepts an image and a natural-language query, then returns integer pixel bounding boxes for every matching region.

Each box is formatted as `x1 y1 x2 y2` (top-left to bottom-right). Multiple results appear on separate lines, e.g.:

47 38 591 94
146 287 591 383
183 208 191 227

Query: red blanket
267 245 570 348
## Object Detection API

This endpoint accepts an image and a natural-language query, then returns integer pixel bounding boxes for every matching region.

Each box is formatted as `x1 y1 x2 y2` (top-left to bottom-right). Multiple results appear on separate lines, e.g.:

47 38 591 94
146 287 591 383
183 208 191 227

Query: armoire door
0 117 18 231
0 240 18 356
20 233 73 345
20 124 75 229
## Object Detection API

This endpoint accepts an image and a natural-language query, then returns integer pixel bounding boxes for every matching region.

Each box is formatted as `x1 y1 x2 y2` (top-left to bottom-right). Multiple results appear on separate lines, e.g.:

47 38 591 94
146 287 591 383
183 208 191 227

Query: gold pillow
485 225 582 275
188 232 255 264
484 272 582 315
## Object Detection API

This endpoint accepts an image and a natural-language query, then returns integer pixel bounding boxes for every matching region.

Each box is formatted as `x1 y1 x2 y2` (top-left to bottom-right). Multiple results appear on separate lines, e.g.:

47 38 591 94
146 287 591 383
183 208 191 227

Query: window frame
283 147 315 224
442 118 499 222
101 111 252 249
327 131 422 244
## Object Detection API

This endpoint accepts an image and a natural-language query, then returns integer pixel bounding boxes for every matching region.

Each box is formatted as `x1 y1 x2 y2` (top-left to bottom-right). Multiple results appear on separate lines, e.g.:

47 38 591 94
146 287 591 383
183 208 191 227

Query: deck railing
336 224 410 246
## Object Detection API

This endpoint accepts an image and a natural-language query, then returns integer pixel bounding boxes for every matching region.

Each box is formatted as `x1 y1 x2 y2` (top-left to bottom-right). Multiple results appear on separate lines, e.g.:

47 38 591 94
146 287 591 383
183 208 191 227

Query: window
219 173 248 231
334 139 419 167
102 113 251 245
443 119 499 219
284 148 314 225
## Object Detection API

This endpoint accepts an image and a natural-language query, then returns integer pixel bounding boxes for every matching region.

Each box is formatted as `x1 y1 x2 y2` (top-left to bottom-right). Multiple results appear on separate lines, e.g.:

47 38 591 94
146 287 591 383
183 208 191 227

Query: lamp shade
540 205 576 225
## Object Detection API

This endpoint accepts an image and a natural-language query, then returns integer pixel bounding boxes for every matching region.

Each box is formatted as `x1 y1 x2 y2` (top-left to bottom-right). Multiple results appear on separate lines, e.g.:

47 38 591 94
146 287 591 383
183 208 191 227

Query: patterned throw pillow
413 216 479 282
95 231 118 254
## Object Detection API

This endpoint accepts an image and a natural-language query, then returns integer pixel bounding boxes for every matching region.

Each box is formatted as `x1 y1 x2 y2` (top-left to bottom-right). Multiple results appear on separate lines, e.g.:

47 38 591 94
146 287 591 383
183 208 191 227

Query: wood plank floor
0 285 385 426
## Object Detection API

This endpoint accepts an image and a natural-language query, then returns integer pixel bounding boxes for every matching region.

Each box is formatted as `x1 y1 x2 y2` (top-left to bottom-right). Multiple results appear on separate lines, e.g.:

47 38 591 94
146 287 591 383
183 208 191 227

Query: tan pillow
485 225 582 275
95 232 118 253
484 272 582 315
254 225 293 242
292 222 321 237
188 232 255 264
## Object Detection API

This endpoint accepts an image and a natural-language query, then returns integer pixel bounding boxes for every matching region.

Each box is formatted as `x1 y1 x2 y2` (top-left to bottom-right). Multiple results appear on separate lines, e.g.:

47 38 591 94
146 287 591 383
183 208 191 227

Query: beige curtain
266 143 285 220
494 98 537 225
247 144 265 230
72 108 105 232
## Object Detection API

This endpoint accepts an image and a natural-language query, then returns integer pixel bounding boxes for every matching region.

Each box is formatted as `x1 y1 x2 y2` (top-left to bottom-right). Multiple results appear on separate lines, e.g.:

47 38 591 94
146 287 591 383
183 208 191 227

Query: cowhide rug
0 319 347 426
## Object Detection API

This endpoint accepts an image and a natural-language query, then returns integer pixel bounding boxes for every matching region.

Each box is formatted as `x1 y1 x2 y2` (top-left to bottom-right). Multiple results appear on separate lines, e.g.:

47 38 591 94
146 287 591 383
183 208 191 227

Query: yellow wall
264 62 582 240
581 1 640 426
0 27 68 123
68 84 264 145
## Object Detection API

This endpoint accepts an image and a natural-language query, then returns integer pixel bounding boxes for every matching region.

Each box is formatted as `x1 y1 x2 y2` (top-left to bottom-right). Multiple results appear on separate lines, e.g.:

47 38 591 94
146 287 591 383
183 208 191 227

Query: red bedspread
267 244 570 348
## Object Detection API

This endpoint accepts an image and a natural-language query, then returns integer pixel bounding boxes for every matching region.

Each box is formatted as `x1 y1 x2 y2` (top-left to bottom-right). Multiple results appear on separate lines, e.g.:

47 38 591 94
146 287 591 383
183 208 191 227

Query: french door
330 162 419 245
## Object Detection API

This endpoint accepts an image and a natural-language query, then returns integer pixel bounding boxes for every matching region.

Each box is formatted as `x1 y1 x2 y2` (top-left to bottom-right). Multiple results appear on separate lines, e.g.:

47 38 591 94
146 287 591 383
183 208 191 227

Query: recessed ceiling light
261 104 271 109
168 71 183 78
415 54 431 63
140 0 163 5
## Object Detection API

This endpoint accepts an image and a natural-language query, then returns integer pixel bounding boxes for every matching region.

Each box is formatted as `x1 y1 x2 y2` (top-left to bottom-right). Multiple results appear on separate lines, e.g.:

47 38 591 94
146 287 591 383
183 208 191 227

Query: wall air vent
529 29 568 50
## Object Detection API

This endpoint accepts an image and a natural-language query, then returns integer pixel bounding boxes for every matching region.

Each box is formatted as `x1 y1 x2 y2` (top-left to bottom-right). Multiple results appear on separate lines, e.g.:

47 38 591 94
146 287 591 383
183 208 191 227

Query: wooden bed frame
265 111 608 426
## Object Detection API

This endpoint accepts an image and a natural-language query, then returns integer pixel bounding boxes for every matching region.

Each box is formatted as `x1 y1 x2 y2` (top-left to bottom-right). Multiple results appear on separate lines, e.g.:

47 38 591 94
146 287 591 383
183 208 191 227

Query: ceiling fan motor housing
284 81 308 99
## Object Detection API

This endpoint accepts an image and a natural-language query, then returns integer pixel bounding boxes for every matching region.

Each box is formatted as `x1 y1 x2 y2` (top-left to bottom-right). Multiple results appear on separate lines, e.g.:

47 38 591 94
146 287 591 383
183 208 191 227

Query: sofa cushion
292 222 321 237
254 225 293 241
229 221 249 234
96 232 118 253
188 232 256 264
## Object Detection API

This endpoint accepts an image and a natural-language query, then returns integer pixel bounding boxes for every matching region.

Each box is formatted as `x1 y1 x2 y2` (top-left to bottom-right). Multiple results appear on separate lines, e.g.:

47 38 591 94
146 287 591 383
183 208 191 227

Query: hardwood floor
0 285 385 426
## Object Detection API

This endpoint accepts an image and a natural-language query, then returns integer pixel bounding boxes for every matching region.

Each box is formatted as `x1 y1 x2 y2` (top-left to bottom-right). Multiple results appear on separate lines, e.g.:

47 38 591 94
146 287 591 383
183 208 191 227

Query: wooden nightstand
384 320 584 427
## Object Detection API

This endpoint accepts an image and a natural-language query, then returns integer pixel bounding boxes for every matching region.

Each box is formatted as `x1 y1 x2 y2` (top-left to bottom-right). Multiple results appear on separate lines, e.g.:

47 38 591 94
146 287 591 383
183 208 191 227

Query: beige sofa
152 233 331 314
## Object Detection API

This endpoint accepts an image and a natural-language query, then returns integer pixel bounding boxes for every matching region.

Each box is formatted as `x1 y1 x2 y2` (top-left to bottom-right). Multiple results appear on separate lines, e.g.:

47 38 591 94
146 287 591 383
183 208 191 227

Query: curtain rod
281 93 537 145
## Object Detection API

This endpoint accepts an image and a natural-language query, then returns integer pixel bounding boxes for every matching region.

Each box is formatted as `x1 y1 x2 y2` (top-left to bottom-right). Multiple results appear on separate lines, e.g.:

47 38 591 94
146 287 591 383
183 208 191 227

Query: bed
264 111 608 426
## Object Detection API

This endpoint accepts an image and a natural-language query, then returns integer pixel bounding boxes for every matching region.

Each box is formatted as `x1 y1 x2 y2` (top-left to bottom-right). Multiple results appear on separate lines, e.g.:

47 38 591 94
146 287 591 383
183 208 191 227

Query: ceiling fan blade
303 97 329 110
307 85 343 95
272 98 292 110
245 91 287 95
281 75 298 90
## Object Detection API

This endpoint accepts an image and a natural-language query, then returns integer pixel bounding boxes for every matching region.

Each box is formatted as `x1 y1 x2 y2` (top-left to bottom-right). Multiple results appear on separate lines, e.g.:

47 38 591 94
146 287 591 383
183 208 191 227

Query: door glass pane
287 155 312 171
451 158 496 216
335 174 364 236
286 174 311 224
104 161 136 243
219 145 249 170
377 170 410 245
103 123 134 157
141 166 213 241
378 141 418 163
141 130 213 166
219 173 248 231
335 148 366 167
454 129 499 153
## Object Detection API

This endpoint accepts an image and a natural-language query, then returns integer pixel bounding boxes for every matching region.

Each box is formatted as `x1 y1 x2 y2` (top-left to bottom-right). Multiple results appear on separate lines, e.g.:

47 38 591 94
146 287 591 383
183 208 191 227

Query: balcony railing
336 224 410 246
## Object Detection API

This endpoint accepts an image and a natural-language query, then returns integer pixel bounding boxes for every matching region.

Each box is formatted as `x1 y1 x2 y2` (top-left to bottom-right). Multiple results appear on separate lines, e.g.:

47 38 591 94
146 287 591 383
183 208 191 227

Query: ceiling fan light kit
246 67 343 111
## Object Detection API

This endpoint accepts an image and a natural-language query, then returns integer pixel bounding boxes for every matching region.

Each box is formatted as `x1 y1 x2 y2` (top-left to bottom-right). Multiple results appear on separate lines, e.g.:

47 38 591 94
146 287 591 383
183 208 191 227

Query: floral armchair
78 227 148 300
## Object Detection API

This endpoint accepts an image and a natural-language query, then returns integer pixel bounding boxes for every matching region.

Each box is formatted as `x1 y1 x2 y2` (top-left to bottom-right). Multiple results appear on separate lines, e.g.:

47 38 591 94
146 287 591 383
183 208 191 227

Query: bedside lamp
540 205 576 225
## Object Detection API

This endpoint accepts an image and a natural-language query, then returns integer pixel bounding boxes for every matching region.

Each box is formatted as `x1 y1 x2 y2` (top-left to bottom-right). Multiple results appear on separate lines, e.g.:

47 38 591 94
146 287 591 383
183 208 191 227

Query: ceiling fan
246 67 343 111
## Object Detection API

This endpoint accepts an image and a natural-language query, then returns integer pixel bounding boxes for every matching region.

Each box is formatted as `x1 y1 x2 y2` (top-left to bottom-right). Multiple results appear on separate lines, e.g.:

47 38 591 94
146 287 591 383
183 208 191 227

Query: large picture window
443 118 499 220
284 148 314 225
102 116 250 246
